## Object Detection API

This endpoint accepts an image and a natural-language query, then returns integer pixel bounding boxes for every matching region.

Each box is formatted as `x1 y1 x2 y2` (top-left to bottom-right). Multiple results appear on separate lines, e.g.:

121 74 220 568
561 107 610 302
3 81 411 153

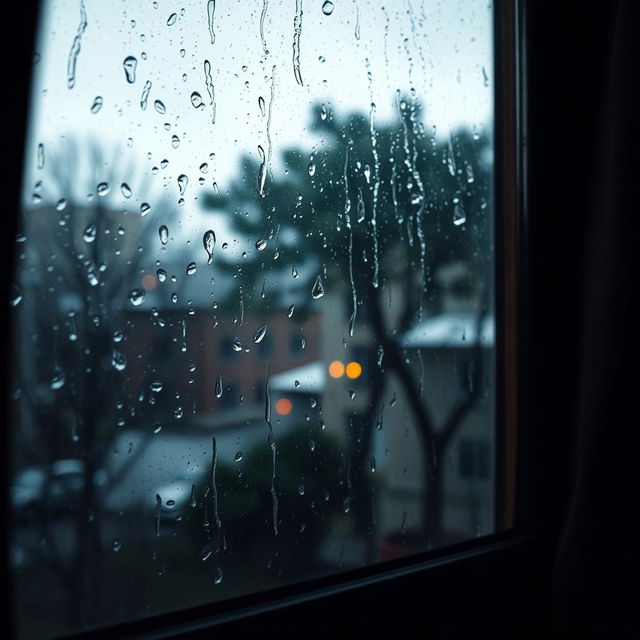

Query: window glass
9 0 496 637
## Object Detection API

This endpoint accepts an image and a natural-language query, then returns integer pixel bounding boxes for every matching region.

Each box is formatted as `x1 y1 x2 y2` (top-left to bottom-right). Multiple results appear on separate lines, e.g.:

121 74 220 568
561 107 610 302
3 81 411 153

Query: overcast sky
25 0 492 244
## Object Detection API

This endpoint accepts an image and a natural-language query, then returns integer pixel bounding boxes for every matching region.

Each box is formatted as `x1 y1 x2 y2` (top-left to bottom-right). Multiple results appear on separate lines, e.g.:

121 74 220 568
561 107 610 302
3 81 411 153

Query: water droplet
292 265 299 279
157 268 167 282
298 484 305 495
140 203 151 216
320 104 327 120
186 262 197 275
253 324 267 343
349 389 356 400
235 451 243 462
292 0 303 86
363 164 371 183
140 80 152 110
83 224 97 242
208 0 216 44
287 304 295 318
154 99 166 114
97 182 110 196
199 162 208 173
201 546 212 562
171 135 180 148
294 380 300 389
150 381 163 393
215 374 223 398
482 65 489 87
129 289 145 306
308 159 316 176
232 338 243 352
159 225 169 244
453 202 466 226
111 350 127 371
90 96 103 113
153 423 162 434
255 238 267 251
121 183 132 198
466 164 475 184
123 56 137 83
203 230 216 264
51 369 65 390
55 198 67 211
258 95 266 117
167 12 177 26
113 540 122 552
177 174 188 197
311 275 325 299
213 567 223 584
370 457 376 473
322 1 334 16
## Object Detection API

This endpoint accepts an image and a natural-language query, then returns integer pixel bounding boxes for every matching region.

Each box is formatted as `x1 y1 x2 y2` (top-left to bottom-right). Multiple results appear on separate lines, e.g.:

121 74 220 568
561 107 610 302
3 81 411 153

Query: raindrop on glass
311 275 325 299
186 262 197 275
177 174 188 196
159 225 169 244
123 56 137 83
97 182 110 197
129 289 145 306
154 99 166 114
253 324 267 343
90 96 103 113
111 350 127 371
140 202 151 216
51 369 65 390
203 230 216 264
215 374 223 398
255 238 267 251
322 1 334 16
83 224 97 243
453 203 466 226
37 143 44 169
191 91 204 109
121 183 132 198
167 12 177 26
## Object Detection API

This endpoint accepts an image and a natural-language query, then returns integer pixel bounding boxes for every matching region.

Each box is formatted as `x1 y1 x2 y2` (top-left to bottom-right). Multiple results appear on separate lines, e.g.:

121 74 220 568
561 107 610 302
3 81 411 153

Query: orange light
346 361 362 379
275 398 293 415
142 274 157 290
328 360 345 378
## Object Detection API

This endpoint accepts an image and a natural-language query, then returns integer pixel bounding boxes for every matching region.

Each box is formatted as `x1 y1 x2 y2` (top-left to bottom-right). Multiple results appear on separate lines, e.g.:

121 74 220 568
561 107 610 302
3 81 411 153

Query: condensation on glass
9 1 495 637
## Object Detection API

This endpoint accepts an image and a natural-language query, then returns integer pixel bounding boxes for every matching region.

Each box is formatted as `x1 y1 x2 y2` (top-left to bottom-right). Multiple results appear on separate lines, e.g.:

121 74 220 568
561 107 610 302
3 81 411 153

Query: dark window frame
1 1 553 638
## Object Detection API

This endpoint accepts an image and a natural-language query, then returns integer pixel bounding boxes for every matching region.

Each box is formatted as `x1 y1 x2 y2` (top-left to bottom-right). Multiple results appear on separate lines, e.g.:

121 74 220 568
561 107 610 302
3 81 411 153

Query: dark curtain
528 0 639 636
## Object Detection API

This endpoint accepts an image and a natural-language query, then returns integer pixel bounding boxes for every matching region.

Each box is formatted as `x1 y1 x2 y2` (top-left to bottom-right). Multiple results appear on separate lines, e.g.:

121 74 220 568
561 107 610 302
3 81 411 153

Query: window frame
1 1 545 637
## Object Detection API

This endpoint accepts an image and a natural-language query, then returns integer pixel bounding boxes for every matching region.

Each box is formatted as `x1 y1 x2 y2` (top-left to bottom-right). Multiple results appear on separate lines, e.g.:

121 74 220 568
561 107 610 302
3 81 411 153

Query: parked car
11 459 108 523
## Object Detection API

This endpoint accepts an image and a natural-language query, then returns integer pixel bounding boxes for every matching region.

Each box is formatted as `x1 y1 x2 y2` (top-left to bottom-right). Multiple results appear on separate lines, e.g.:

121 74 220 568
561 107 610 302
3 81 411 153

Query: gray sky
25 0 493 244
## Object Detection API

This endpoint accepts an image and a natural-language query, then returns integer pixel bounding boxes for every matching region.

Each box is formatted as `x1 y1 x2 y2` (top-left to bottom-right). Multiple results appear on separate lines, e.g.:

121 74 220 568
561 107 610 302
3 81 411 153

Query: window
4 1 528 639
